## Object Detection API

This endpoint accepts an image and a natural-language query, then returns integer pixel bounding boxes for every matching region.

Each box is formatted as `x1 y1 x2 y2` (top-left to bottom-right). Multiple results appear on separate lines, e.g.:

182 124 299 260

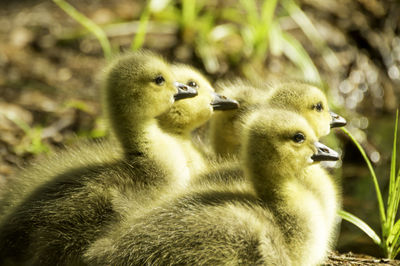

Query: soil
325 252 400 265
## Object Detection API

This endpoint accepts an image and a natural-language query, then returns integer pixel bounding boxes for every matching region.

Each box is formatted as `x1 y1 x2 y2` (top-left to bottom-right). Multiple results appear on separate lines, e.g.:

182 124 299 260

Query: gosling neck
245 158 301 202
111 114 159 159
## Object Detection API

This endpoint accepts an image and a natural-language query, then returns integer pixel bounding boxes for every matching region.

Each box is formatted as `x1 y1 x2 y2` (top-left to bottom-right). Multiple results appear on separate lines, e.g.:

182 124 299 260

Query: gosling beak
211 93 240 111
330 111 347 128
311 142 339 162
173 82 198 101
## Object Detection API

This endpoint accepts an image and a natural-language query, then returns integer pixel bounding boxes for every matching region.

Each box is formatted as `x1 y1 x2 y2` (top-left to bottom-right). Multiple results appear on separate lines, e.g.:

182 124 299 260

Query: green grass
52 0 113 61
238 0 278 60
131 2 152 51
339 110 400 259
52 0 329 82
1 112 49 155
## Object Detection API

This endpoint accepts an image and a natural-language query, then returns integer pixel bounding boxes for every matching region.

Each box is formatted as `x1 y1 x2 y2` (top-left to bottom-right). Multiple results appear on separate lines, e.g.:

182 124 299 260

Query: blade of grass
269 21 282 56
3 113 31 134
132 0 173 51
239 0 259 28
387 209 400 258
279 30 321 83
2 112 49 154
131 3 151 51
341 127 387 228
182 0 197 27
387 170 400 259
387 110 399 235
52 0 112 60
253 0 278 58
261 0 278 24
281 0 339 70
338 210 382 245
395 246 400 260
387 217 400 246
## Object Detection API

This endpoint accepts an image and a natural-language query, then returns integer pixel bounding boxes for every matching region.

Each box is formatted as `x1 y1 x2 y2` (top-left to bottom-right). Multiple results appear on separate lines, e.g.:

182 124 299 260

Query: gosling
0 50 196 265
158 64 239 177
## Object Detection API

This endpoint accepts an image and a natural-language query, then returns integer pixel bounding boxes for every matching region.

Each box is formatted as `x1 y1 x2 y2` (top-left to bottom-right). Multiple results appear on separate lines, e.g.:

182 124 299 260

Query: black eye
154 75 165 86
313 102 323 112
187 81 198 88
292 132 305 143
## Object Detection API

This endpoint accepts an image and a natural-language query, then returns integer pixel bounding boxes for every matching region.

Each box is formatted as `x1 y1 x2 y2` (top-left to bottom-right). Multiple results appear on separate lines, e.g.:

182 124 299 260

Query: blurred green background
0 0 399 258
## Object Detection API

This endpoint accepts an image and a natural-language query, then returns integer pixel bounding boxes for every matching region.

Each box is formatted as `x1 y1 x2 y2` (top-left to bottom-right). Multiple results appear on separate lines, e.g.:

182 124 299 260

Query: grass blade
253 0 278 58
279 31 321 83
341 127 386 226
387 213 400 258
261 0 278 24
52 0 112 60
394 244 400 259
385 110 400 239
239 0 259 27
2 112 49 154
131 4 151 51
386 110 399 235
339 210 382 245
182 0 197 27
281 0 339 70
388 168 400 258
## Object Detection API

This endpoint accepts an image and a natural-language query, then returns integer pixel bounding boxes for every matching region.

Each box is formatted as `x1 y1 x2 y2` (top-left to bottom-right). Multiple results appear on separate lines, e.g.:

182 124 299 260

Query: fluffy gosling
158 64 239 177
0 51 197 265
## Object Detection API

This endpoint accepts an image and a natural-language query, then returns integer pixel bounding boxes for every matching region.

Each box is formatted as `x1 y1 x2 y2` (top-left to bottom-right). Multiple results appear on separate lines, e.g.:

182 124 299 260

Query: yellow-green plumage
84 108 339 265
158 64 215 178
209 79 270 157
157 63 238 180
0 51 193 265
204 80 344 193
0 138 122 220
209 80 339 158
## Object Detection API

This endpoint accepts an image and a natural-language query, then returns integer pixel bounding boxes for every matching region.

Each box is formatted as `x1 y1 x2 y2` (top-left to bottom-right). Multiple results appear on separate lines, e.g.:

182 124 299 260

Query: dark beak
330 111 347 128
173 82 198 101
211 93 240 111
311 142 339 162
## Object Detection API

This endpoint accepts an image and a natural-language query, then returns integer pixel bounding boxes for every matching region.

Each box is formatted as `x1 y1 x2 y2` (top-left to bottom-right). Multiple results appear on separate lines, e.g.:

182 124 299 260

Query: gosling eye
292 132 306 143
187 81 198 88
312 102 323 112
154 75 165 86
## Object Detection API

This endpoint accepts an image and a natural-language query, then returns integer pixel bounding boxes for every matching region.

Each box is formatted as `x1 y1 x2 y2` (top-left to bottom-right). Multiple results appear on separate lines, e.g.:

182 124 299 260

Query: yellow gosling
0 51 197 265
158 64 239 178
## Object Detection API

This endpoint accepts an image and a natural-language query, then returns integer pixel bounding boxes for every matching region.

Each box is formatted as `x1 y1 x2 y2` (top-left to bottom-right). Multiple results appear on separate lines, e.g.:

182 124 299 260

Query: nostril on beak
180 86 188 91
320 147 329 153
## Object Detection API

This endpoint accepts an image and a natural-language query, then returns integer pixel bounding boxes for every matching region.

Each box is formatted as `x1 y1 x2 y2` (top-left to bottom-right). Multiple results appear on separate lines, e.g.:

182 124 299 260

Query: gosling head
208 79 268 156
242 108 339 184
103 51 196 123
157 64 238 134
268 82 346 138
